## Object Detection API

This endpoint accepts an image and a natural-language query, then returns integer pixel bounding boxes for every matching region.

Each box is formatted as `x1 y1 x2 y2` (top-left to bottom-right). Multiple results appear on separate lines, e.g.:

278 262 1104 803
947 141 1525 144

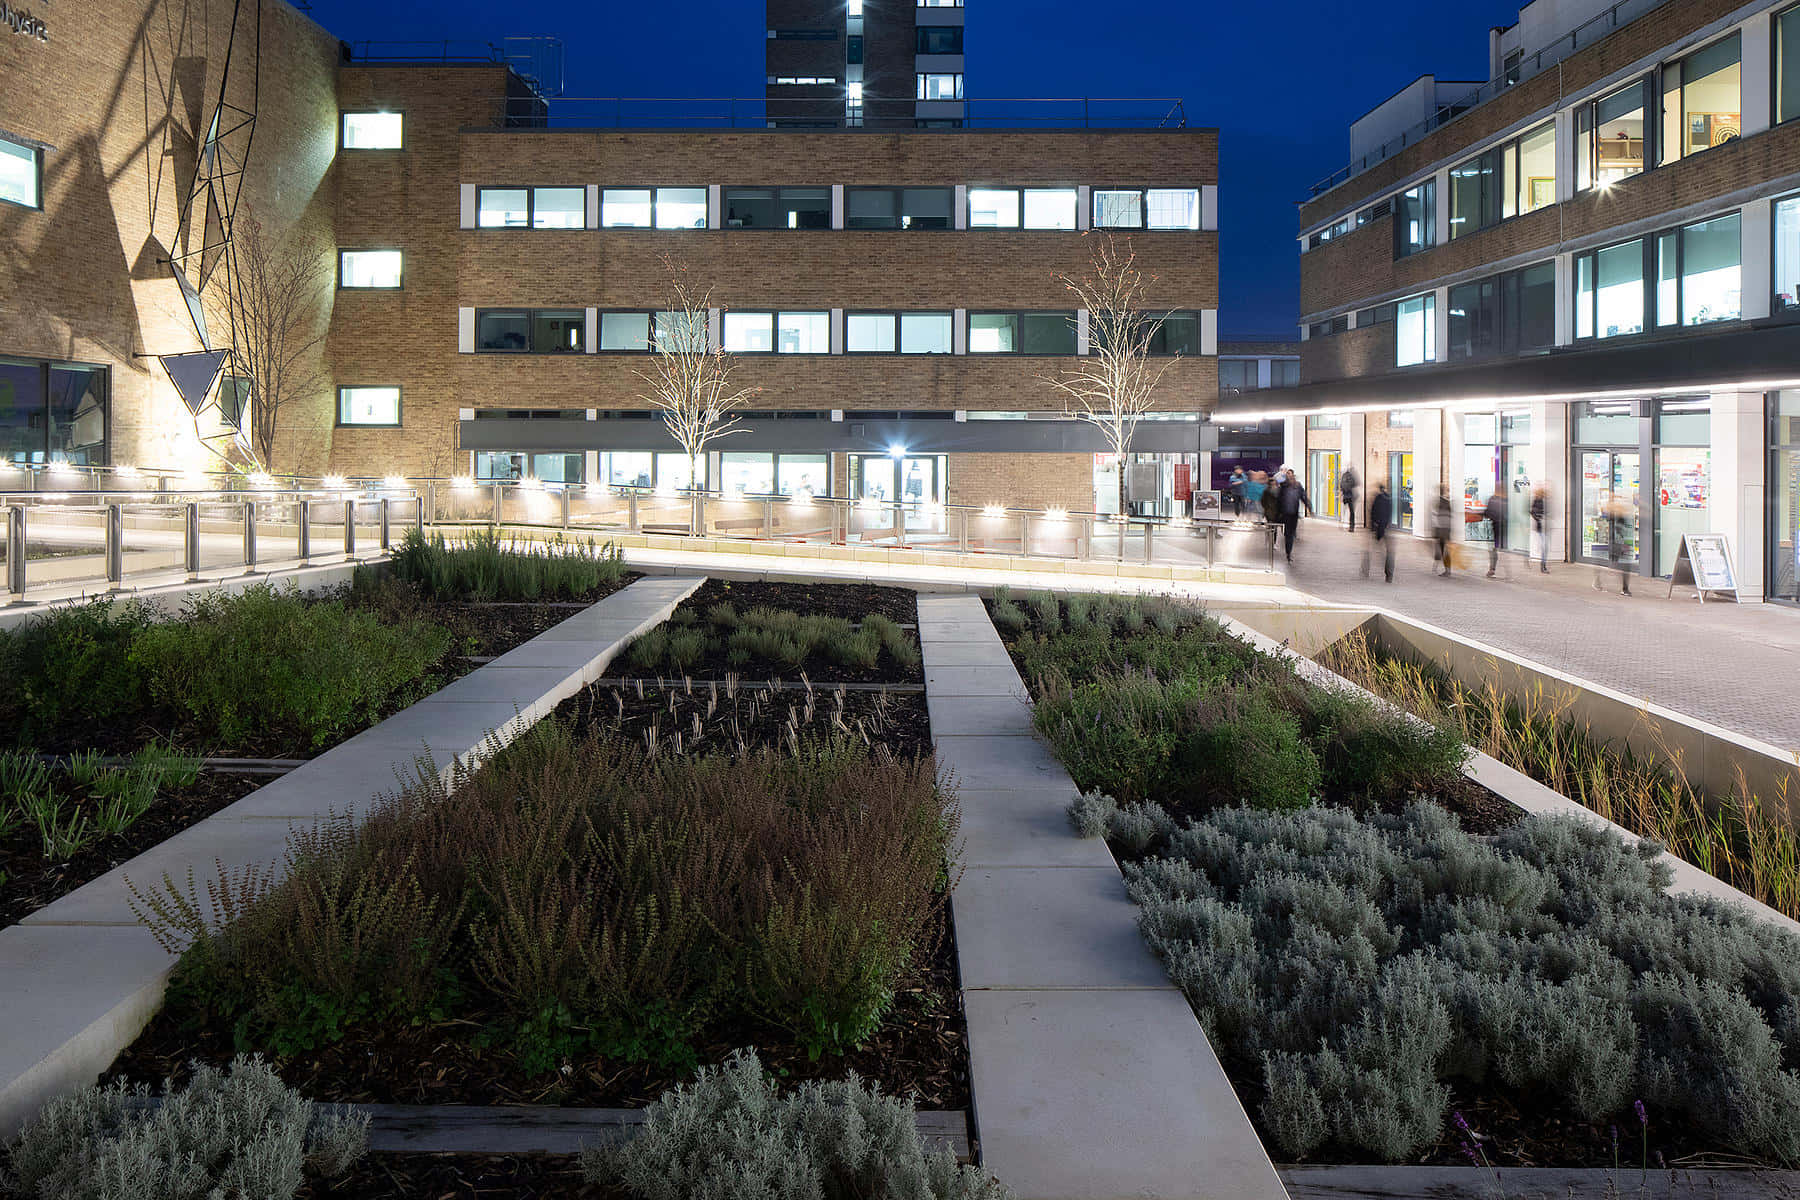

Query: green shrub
127 584 451 750
0 598 154 742
1124 802 1800 1164
390 527 625 601
582 1049 1009 1200
1 1055 366 1200
137 732 953 1074
1174 686 1320 811
1033 673 1190 806
1300 686 1468 801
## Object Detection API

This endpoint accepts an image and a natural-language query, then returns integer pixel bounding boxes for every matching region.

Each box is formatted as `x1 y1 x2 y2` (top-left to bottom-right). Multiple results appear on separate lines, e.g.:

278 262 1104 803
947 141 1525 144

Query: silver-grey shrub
1125 802 1800 1164
2 1055 366 1200
583 1049 1008 1200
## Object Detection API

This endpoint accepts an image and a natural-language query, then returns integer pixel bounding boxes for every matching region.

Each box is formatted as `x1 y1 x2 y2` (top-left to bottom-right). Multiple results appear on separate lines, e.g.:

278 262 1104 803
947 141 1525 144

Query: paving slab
953 867 1169 990
0 925 176 1138
424 665 584 711
955 788 1117 870
922 640 1018 669
350 698 535 753
933 734 1067 791
964 988 1287 1200
924 666 1031 698
212 747 444 820
925 695 1037 738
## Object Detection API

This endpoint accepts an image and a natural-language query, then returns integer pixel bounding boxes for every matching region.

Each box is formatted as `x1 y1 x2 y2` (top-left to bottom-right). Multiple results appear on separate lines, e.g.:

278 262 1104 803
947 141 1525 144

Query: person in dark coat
1482 487 1509 578
1339 466 1361 533
1364 481 1395 582
1529 485 1550 573
1227 466 1247 517
1277 473 1313 563
1429 485 1455 576
1259 470 1283 525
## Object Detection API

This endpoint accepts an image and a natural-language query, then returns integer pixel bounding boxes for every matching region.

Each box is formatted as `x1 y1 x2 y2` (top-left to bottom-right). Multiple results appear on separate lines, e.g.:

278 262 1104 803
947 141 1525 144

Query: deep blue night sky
299 0 1524 338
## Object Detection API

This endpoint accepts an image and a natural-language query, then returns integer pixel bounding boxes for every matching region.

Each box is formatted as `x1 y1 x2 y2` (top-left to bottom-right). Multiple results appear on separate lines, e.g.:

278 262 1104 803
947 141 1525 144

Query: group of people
1226 465 1315 563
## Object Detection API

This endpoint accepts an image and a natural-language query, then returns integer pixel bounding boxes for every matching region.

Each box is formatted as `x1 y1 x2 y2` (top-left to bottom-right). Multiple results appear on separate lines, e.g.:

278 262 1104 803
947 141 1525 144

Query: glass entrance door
1309 450 1341 518
849 454 947 535
1389 451 1414 530
1579 450 1640 565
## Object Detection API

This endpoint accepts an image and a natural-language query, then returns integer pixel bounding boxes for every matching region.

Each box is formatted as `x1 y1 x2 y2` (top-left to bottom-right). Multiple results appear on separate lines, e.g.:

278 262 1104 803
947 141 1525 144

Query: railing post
1142 520 1155 566
628 490 640 532
694 492 707 536
958 507 970 553
344 498 357 558
6 506 25 596
491 483 504 526
894 501 906 548
763 497 774 540
380 497 392 549
1018 514 1031 557
243 501 258 572
297 499 311 561
413 496 425 538
425 482 437 524
105 503 124 585
560 487 571 529
184 502 200 576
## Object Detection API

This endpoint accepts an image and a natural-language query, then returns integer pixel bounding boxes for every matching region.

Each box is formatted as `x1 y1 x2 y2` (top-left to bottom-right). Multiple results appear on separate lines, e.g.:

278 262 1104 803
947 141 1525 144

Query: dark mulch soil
676 577 919 624
107 901 970 1113
0 771 267 928
558 678 934 762
302 1154 625 1200
600 578 923 687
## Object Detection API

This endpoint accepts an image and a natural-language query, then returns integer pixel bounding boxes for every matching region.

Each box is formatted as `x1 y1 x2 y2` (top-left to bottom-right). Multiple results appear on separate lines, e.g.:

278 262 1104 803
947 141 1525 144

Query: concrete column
457 307 475 354
1200 309 1218 356
459 184 476 229
1282 417 1305 476
830 308 845 355
954 184 968 230
1443 410 1468 542
1201 184 1219 232
706 185 722 230
1743 198 1773 321
1710 390 1767 599
1342 413 1368 523
830 185 845 230
1432 287 1451 362
1527 399 1570 564
1743 12 1775 139
707 308 722 352
1076 185 1091 231
1554 109 1576 204
1554 253 1575 345
584 308 597 354
1432 168 1451 248
1076 310 1090 355
1412 407 1443 541
953 309 967 355
585 185 599 229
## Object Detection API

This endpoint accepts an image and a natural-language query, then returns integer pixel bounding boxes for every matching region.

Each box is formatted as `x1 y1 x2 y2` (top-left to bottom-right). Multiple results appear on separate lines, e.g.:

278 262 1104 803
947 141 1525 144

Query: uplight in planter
247 471 275 490
452 475 475 491
383 474 407 491
322 475 348 491
1043 507 1068 523
586 480 612 497
982 504 1006 519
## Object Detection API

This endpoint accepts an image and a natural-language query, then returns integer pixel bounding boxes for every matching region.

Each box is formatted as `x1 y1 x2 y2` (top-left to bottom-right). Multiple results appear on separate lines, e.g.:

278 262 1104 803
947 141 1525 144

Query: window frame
0 133 43 211
966 185 1080 230
1145 310 1202 357
721 310 832 355
1656 211 1743 328
843 310 956 354
335 385 403 429
915 72 964 101
1394 293 1436 367
915 24 963 53
1393 179 1436 259
337 248 404 291
473 308 590 355
1573 235 1650 341
1576 75 1655 193
475 185 588 230
1659 32 1742 167
966 310 1079 356
843 186 954 230
1093 186 1202 231
721 186 832 230
339 111 404 151
599 186 709 230
1771 189 1800 316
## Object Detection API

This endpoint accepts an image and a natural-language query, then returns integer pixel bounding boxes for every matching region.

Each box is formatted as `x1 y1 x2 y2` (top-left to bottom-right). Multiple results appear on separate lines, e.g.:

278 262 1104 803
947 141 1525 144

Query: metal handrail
475 96 1189 131
1306 0 1668 203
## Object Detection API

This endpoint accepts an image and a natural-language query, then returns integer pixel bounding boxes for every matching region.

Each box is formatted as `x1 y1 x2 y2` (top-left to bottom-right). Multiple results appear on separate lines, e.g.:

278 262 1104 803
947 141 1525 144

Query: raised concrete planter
0 558 374 632
0 575 701 1137
918 595 1289 1200
1279 1164 1800 1199
1215 614 1800 942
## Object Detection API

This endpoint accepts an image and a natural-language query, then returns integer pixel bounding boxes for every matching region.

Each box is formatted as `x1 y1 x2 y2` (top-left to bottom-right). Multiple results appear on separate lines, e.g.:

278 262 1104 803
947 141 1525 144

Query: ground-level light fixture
1043 507 1068 522
982 504 1006 518
452 475 475 491
322 475 348 490
383 474 407 491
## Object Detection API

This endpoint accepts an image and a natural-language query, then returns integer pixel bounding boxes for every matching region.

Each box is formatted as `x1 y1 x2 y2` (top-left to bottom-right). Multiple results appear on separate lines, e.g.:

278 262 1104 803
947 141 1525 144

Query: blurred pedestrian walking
1277 470 1313 564
1596 491 1635 595
1364 481 1396 583
1483 486 1509 578
1228 466 1246 517
1529 484 1550 574
1430 485 1455 577
1340 466 1361 533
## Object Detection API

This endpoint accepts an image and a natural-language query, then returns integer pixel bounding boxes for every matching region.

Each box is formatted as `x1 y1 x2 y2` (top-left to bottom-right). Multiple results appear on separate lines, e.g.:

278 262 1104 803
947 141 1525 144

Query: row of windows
1218 359 1301 390
471 308 1208 356
0 134 42 210
1302 23 1759 257
469 184 1205 232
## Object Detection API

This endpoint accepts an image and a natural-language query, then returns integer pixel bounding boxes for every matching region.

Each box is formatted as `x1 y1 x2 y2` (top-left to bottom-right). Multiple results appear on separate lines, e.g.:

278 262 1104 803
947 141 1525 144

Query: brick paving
1271 519 1800 753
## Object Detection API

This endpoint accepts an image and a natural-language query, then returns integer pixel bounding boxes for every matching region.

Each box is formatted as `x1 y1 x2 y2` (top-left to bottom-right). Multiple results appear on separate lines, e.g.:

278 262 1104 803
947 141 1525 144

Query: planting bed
989 587 1800 1172
106 580 967 1125
298 1154 625 1199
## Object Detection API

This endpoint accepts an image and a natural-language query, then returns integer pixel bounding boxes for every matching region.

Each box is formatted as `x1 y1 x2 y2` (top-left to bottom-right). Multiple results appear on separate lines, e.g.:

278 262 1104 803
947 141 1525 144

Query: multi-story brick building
2 0 1218 519
1239 0 1800 604
765 0 964 129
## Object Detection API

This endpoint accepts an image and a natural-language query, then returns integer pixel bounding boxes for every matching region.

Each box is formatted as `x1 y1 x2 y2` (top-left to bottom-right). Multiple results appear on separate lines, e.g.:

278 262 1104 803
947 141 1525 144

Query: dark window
476 309 586 353
1357 302 1396 326
848 35 864 64
219 377 252 429
1394 180 1434 258
1447 279 1498 360
1448 149 1501 241
968 312 1077 354
723 186 831 229
1781 6 1800 125
916 26 963 53
1356 198 1392 226
1504 261 1557 352
844 187 952 229
1218 360 1253 390
0 358 107 464
1308 319 1332 338
1148 312 1200 356
1272 360 1300 387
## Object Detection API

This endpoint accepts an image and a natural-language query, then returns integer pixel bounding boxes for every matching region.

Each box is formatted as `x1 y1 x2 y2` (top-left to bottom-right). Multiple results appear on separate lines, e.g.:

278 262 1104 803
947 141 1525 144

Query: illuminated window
339 250 402 289
341 112 402 149
337 387 401 426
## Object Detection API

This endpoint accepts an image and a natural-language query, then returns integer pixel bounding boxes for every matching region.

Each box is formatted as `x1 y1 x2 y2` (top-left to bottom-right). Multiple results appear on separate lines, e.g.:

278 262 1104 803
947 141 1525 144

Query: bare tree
1047 234 1178 520
220 211 330 471
637 257 760 530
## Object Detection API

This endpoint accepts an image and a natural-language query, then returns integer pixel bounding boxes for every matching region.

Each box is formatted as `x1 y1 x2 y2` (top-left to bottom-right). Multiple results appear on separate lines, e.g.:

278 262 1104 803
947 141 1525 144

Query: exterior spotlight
790 488 814 507
453 475 475 491
982 504 1006 518
888 443 907 459
521 476 543 491
586 480 612 496
48 461 78 477
1043 507 1067 522
383 474 407 490
322 474 348 490
247 471 275 489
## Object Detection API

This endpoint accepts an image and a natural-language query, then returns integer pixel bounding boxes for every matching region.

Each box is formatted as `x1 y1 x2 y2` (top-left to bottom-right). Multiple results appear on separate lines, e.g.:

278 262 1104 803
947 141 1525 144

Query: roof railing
471 96 1189 131
1307 0 1669 202
344 37 565 96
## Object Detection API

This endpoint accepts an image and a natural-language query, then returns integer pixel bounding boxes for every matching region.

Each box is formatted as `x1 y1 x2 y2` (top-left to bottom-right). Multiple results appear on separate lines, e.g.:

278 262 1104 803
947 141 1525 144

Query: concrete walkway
917 595 1288 1200
0 575 700 1136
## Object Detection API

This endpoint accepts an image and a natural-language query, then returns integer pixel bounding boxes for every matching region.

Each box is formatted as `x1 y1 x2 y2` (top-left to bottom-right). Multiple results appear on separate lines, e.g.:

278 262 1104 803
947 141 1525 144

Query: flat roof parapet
465 96 1192 132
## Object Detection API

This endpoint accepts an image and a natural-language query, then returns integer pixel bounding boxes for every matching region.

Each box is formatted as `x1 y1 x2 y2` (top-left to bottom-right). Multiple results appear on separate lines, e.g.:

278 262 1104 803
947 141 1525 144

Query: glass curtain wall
1571 398 1710 575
